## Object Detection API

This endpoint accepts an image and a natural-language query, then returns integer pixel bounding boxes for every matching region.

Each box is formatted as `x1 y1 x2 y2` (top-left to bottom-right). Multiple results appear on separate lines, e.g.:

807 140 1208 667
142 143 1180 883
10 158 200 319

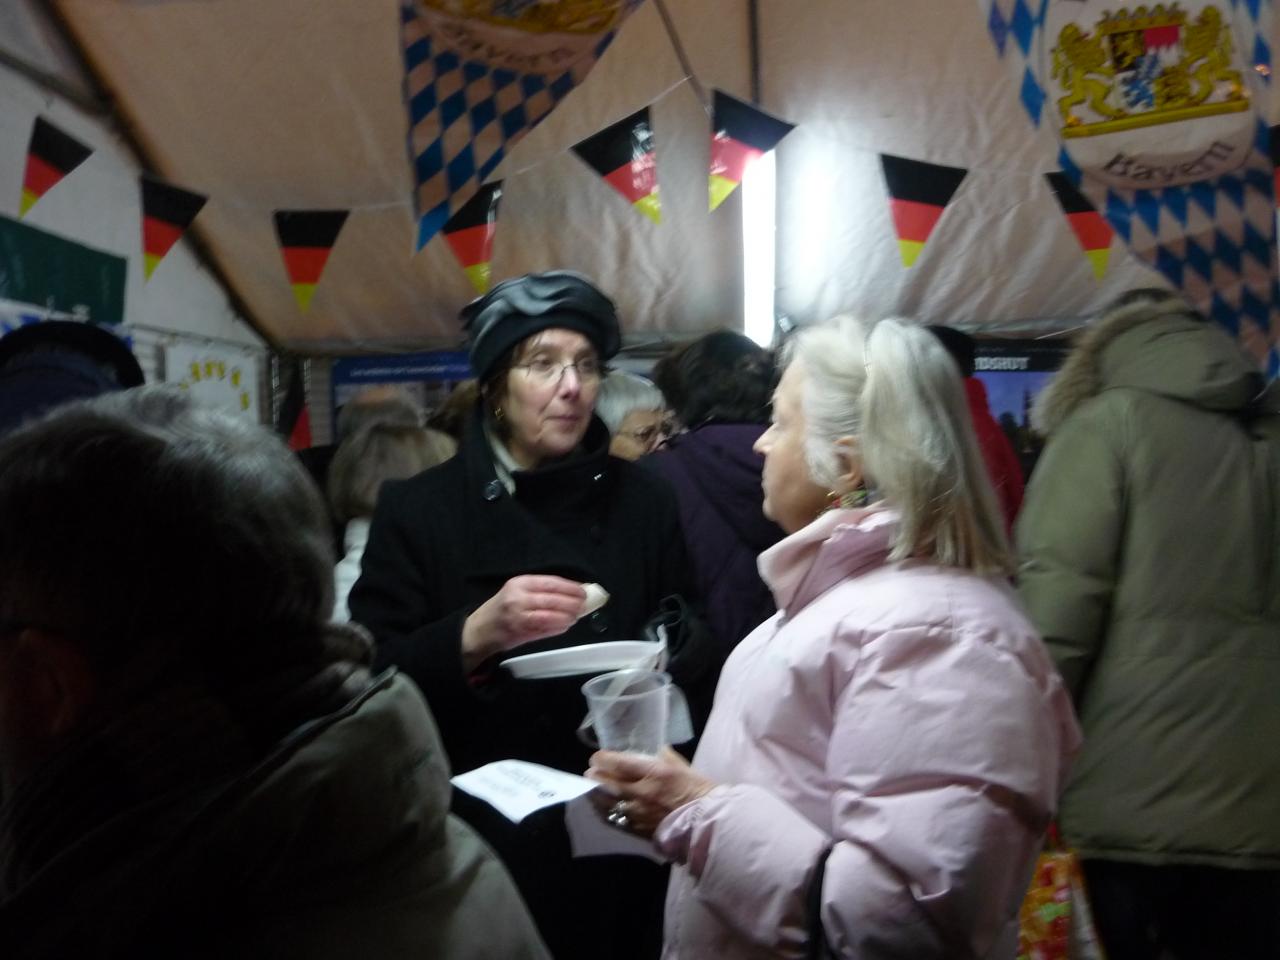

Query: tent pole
652 0 710 113
0 47 107 116
740 0 775 347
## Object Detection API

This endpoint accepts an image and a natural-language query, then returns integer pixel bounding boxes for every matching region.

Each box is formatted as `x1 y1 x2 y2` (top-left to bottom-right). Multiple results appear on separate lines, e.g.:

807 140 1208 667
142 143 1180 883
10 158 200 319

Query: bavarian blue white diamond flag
400 0 642 251
979 0 1279 375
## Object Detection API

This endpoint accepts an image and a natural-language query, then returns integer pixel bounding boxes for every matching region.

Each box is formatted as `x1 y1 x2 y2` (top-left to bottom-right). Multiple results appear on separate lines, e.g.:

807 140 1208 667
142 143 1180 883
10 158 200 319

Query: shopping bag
1017 826 1107 960
1018 848 1072 959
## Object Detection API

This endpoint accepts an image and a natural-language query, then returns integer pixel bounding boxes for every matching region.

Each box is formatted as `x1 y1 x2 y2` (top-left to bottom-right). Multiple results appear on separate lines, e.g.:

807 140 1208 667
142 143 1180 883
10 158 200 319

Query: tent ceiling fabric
54 0 748 352
50 1 1280 348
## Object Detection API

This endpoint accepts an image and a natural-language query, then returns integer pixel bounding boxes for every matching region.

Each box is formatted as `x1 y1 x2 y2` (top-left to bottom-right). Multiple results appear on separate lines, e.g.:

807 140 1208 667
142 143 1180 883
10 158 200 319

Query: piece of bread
579 582 610 618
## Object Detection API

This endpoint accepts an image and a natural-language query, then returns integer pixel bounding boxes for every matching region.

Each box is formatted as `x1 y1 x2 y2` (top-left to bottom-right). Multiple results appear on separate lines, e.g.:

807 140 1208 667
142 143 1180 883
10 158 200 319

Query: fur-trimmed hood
1033 299 1262 435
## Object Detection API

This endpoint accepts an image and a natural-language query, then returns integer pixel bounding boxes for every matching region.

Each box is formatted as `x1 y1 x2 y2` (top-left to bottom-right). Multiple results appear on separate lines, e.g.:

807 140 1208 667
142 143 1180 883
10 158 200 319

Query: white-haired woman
589 316 1080 959
597 369 669 460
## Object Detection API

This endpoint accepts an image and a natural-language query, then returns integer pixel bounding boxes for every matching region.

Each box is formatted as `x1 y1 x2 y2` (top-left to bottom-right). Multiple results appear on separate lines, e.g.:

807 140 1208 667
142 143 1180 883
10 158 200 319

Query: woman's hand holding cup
585 747 716 838
461 575 588 672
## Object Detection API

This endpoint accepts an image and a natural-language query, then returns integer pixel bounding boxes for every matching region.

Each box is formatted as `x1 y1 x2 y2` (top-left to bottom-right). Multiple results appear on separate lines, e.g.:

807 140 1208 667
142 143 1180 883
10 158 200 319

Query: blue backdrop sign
330 350 472 421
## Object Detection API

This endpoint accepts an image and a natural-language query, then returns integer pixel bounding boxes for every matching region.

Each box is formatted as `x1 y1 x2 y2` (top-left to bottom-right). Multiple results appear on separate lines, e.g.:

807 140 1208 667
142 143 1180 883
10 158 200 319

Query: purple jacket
642 424 784 660
655 508 1081 959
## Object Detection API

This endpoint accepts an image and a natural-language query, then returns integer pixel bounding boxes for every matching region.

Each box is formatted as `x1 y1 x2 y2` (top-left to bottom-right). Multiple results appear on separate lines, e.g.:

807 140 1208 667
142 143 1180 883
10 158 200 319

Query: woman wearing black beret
350 271 706 960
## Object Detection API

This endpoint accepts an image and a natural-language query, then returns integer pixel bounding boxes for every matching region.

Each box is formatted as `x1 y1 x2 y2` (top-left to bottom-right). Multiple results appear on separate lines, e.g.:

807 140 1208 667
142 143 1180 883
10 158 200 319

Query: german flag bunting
572 109 661 224
709 90 794 211
442 181 503 294
1045 172 1113 280
273 210 349 312
140 175 207 280
20 117 93 217
880 154 967 267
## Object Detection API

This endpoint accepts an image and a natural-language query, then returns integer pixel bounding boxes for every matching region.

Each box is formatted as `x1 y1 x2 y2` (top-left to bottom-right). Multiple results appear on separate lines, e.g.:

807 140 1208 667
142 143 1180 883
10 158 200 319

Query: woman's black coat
349 411 701 773
348 411 707 960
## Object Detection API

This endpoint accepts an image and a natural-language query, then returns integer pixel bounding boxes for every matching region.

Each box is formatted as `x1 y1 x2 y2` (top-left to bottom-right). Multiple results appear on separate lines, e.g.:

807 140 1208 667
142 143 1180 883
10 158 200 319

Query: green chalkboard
0 214 126 325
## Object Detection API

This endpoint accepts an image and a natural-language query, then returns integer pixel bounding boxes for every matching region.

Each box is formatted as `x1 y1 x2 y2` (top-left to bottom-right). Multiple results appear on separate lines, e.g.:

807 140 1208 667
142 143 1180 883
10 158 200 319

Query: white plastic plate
501 640 663 680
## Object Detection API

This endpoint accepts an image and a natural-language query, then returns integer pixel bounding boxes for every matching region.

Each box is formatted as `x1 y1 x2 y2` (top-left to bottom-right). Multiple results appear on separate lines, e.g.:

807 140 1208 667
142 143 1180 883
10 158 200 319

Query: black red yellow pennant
273 210 349 312
1045 172 1113 281
442 181 503 294
709 90 794 211
571 108 660 224
139 175 207 281
20 117 93 217
879 154 968 267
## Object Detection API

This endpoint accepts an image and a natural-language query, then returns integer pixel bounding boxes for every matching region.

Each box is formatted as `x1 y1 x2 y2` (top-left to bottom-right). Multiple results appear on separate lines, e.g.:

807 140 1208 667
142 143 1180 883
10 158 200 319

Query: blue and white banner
979 0 1279 375
400 0 642 251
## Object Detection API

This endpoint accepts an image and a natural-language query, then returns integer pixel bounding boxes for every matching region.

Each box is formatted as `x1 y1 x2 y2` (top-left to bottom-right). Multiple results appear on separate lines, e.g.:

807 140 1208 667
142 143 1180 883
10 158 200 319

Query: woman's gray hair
328 423 456 523
335 388 422 441
595 370 665 434
785 315 1013 575
0 386 338 685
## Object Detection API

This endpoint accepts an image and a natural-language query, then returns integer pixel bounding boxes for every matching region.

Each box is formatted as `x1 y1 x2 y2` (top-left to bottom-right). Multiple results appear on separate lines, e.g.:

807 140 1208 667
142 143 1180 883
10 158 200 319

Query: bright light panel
742 150 776 348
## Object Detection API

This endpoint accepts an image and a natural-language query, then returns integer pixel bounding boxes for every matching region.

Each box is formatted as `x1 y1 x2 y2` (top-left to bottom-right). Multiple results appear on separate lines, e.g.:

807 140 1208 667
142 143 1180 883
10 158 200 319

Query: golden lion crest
1051 4 1248 137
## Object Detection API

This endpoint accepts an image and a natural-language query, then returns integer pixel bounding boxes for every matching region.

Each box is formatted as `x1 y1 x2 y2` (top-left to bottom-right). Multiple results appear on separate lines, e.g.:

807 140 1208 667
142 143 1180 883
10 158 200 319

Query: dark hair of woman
479 345 521 441
652 330 776 427
426 380 479 440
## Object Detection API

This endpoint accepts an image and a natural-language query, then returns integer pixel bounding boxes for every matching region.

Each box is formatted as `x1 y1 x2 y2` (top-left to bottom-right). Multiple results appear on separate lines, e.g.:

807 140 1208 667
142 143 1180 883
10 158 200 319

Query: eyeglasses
618 420 675 448
513 357 603 385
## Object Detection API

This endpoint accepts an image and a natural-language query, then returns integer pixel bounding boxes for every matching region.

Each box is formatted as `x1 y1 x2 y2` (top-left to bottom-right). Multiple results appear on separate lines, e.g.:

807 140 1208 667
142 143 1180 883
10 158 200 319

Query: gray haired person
334 385 423 440
596 369 668 460
0 387 547 960
328 422 457 620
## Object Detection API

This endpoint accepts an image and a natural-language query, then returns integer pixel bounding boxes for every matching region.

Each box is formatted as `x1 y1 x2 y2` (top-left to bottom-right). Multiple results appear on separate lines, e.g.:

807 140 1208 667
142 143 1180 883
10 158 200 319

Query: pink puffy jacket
655 508 1080 959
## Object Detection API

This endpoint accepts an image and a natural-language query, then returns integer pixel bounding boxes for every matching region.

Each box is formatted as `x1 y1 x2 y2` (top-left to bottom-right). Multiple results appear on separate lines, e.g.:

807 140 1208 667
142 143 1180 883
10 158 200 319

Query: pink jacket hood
655 508 1080 959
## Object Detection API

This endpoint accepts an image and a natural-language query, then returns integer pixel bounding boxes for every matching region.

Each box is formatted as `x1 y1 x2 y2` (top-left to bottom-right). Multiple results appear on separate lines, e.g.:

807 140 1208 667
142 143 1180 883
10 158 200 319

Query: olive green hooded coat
1017 299 1280 869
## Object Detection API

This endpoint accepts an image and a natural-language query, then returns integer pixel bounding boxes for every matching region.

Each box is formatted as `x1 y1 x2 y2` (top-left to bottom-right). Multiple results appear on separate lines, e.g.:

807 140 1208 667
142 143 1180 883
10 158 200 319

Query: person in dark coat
0 388 547 960
349 271 708 960
644 330 785 664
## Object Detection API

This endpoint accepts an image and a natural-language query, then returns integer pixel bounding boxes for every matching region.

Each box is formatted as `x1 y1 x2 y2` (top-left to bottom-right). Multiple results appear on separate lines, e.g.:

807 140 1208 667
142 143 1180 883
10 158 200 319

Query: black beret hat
0 320 145 436
462 271 621 382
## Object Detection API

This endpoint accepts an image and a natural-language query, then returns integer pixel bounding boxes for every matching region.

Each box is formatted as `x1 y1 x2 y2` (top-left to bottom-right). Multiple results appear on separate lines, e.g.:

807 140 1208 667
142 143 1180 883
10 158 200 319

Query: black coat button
483 480 503 501
587 610 608 634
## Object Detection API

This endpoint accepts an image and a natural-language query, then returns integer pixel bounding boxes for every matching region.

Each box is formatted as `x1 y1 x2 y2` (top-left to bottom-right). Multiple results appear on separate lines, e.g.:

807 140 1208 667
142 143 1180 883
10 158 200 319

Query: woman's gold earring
492 406 505 422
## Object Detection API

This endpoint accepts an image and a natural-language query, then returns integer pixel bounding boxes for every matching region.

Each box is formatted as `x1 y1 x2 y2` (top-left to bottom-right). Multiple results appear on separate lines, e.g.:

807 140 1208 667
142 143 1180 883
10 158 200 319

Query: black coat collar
456 410 615 585
461 409 614 507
